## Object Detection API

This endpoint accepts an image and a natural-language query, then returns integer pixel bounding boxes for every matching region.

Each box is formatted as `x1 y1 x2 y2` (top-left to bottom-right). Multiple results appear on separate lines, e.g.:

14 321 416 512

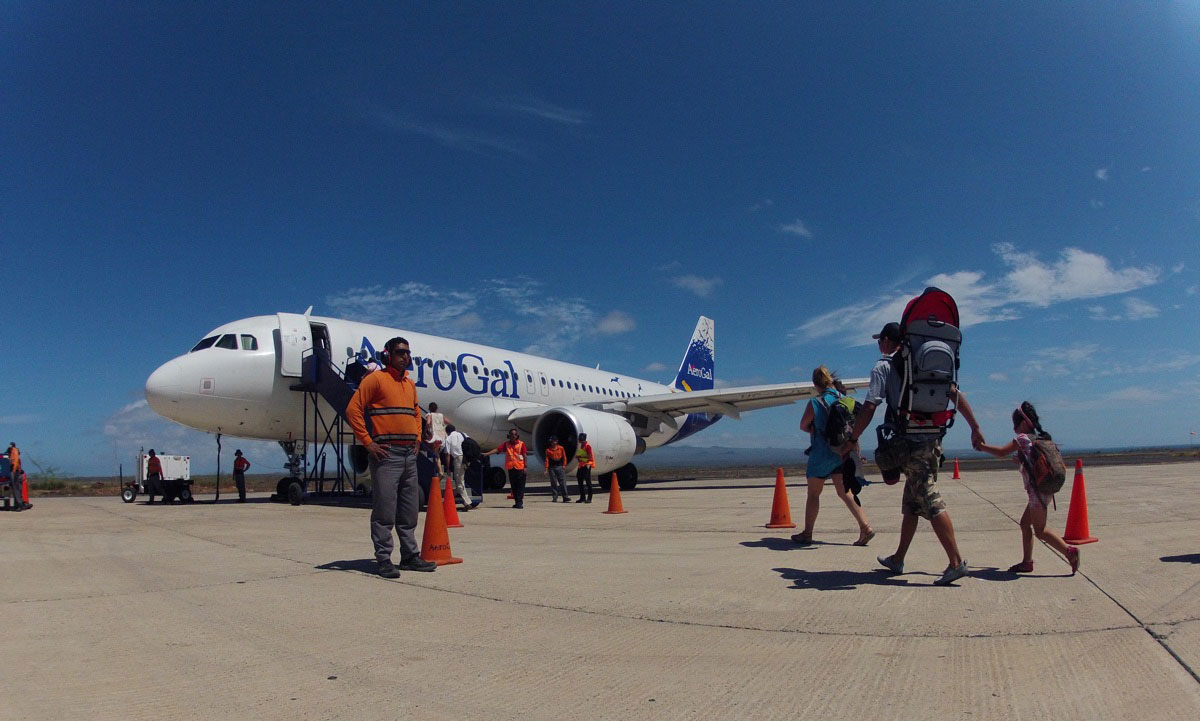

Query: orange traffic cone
603 472 627 514
442 476 463 529
1062 458 1098 545
765 468 796 528
420 473 463 565
952 458 961 479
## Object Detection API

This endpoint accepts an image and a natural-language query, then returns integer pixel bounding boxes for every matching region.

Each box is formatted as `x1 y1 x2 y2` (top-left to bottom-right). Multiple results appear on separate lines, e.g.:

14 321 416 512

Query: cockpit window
190 336 219 352
215 334 238 350
240 335 258 351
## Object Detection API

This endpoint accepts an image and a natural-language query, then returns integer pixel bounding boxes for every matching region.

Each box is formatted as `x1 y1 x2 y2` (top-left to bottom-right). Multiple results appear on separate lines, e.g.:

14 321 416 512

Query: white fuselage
145 314 684 456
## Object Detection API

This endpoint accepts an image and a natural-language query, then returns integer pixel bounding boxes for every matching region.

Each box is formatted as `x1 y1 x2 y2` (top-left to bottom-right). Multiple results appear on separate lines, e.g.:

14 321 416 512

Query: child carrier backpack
1020 437 1066 498
820 395 857 449
891 287 962 438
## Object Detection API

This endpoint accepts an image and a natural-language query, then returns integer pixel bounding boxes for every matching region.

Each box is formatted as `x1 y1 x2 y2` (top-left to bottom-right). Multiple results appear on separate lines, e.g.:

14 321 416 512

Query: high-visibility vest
575 443 595 468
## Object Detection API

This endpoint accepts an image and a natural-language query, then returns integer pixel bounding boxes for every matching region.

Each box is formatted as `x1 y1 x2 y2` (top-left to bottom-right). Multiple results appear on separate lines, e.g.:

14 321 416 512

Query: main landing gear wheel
485 467 507 490
121 487 137 503
287 481 305 506
616 463 638 491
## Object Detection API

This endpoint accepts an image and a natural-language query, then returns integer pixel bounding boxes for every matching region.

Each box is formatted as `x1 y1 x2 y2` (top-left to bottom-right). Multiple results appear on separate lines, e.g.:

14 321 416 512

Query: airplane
145 311 866 497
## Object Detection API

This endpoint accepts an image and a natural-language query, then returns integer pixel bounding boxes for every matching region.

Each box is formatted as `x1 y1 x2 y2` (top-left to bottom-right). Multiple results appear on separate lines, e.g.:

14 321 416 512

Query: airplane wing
623 378 869 420
500 378 870 429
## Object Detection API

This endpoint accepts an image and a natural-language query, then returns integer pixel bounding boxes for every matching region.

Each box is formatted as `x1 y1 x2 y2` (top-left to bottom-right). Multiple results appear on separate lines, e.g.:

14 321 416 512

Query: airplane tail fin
673 316 714 392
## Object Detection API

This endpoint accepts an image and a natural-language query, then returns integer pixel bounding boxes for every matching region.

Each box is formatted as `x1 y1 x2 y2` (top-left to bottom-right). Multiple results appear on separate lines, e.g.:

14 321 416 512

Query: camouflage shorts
900 441 946 520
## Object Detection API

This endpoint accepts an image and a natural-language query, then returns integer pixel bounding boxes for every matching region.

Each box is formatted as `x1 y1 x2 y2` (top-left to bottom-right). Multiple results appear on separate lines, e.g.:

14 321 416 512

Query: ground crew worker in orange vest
232 450 250 502
574 432 595 503
346 337 437 579
145 449 165 505
7 441 29 508
544 435 570 503
486 428 529 509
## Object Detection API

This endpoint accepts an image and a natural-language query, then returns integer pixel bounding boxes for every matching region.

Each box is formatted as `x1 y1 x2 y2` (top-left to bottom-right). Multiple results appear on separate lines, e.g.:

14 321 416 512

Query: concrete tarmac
3 462 1199 720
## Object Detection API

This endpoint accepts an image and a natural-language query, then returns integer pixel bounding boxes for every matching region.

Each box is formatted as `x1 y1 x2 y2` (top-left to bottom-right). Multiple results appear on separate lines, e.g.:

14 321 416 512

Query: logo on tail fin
674 316 714 391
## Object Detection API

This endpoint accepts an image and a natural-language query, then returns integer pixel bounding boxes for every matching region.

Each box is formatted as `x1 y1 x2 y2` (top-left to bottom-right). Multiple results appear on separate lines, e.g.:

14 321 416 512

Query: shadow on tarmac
770 565 1024 590
741 537 860 551
1161 553 1200 564
316 558 379 575
773 567 917 590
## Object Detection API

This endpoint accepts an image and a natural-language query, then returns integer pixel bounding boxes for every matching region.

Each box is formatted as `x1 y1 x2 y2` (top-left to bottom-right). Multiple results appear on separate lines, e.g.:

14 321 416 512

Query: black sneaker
398 556 437 572
377 560 401 579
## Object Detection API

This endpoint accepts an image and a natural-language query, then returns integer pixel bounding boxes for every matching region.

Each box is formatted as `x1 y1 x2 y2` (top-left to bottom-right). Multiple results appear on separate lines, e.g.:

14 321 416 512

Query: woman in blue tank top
791 366 875 547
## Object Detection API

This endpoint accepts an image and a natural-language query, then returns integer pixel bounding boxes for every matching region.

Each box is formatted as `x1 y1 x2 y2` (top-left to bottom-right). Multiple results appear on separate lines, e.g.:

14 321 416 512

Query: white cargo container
122 452 193 503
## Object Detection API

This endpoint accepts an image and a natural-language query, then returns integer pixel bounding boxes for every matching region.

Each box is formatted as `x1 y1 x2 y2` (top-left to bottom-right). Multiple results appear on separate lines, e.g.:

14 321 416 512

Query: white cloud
1095 167 1110 181
1171 262 1185 274
749 199 774 212
988 372 1009 382
1088 297 1159 321
996 243 1159 307
496 97 589 125
0 414 40 424
1188 285 1198 296
789 245 1159 345
644 362 668 373
371 110 528 157
327 277 603 357
672 275 723 297
779 219 813 238
596 310 635 335
1090 199 1105 209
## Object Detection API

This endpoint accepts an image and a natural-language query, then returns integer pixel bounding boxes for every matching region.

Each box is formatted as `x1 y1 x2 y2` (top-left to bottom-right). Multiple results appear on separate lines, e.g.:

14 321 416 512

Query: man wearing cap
574 432 595 503
848 322 984 586
543 435 570 503
346 336 437 578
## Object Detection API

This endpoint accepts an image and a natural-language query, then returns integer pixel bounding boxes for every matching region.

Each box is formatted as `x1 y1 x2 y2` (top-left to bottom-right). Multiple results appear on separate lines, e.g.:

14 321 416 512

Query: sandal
853 529 876 547
790 532 813 546
1007 560 1034 573
1066 546 1080 575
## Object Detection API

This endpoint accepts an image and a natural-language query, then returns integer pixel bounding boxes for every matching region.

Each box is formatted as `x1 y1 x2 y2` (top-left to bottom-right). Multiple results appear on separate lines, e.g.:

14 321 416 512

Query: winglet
672 316 715 392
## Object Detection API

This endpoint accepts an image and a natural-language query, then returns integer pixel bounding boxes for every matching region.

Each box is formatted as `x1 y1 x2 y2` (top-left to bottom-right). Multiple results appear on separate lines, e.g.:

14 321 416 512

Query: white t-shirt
445 430 465 458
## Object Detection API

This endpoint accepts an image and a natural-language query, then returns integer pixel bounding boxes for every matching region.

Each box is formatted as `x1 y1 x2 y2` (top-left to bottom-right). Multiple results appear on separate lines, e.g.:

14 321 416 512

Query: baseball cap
872 322 901 341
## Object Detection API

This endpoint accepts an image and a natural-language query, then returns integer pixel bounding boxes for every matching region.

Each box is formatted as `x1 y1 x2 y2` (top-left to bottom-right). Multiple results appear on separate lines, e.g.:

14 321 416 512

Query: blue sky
3 3 1198 476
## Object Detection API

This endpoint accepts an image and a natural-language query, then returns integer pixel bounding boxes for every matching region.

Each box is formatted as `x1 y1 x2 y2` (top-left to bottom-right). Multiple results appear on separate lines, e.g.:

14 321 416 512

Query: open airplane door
277 312 312 378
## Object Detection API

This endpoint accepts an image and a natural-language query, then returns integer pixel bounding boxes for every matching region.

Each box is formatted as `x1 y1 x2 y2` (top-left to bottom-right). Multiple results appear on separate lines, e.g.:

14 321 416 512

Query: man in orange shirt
145 449 165 505
346 337 437 578
487 428 529 509
544 435 570 503
232 450 250 502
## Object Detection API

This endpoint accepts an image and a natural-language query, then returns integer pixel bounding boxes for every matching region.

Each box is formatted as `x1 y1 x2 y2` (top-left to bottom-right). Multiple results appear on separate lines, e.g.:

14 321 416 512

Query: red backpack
891 287 962 438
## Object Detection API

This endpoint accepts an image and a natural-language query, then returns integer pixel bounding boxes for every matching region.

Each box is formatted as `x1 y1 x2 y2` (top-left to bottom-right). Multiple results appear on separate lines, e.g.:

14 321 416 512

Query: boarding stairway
287 347 363 497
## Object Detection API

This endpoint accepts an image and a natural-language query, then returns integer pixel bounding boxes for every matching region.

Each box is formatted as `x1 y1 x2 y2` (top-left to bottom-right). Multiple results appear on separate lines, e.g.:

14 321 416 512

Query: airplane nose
145 359 183 414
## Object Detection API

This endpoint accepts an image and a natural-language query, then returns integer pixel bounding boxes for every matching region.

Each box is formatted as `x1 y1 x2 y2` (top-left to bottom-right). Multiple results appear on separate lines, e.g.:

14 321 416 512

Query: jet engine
532 406 640 477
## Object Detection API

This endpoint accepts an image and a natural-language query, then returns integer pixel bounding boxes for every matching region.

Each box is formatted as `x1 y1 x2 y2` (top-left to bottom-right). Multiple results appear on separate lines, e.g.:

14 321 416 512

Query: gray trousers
450 455 469 507
548 465 568 499
369 449 420 563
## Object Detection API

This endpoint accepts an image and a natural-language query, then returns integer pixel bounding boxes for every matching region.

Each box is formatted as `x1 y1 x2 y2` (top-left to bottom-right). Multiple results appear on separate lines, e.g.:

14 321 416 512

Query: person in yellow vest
544 435 570 503
346 337 437 578
574 432 595 503
232 450 251 502
486 428 528 509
